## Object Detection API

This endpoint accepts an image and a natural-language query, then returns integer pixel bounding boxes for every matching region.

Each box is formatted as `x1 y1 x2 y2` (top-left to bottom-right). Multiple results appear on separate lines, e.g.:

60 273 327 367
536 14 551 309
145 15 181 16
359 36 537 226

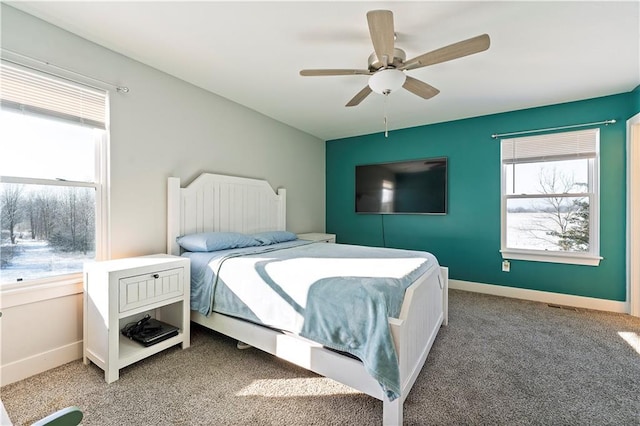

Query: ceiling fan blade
300 69 371 76
401 34 490 71
367 10 395 67
346 86 372 107
403 76 440 99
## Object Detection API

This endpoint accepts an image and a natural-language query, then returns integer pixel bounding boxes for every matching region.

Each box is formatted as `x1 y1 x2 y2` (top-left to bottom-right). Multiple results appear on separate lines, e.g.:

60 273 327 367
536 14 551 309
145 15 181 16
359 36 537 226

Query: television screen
355 157 447 214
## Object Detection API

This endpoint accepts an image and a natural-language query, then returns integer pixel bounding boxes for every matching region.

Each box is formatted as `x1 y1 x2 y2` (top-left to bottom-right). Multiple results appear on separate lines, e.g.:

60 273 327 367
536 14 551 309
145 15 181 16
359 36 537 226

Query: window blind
501 128 598 164
0 61 107 129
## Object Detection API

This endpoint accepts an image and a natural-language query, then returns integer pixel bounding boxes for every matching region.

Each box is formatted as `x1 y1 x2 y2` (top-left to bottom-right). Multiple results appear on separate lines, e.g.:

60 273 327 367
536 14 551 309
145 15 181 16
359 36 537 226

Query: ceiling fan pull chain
384 94 389 138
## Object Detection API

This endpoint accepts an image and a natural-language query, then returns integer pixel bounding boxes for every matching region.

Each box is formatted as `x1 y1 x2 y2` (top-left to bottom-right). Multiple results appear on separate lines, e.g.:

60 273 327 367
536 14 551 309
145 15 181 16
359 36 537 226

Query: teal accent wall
326 91 638 301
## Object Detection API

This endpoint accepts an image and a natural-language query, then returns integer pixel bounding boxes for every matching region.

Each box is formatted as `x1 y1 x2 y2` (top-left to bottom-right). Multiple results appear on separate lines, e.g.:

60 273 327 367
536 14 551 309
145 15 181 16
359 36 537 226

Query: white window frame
500 129 602 266
0 61 110 303
0 131 109 293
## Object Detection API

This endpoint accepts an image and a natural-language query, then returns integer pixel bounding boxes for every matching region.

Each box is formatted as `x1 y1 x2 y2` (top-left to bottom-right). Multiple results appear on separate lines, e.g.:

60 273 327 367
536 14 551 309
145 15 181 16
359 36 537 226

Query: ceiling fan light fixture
368 68 406 95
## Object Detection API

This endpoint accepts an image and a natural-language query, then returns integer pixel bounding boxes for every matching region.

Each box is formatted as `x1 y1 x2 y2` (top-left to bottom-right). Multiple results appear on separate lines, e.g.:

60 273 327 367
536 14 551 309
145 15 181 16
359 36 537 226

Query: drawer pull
152 273 160 279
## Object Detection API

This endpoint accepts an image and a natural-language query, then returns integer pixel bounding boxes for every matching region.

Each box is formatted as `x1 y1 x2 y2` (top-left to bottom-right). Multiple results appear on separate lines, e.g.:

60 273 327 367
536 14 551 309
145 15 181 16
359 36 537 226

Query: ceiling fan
300 10 490 107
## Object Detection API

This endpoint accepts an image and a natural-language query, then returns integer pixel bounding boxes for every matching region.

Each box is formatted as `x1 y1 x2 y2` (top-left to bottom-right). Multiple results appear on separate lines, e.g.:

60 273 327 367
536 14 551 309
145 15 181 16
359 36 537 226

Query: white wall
0 5 325 385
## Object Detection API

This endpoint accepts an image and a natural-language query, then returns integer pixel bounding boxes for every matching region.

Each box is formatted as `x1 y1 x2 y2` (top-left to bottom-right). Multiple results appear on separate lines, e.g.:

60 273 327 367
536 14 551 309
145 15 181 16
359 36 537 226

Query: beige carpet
2 290 639 425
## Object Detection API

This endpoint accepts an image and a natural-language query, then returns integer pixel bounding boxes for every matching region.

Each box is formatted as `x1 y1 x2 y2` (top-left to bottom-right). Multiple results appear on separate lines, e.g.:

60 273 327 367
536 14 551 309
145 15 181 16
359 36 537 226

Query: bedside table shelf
83 254 190 383
118 332 185 367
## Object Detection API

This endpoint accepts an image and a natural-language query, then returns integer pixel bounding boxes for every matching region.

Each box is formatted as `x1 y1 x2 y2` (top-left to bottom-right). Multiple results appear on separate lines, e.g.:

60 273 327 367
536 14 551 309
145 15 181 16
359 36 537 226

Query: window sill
500 250 602 266
0 274 83 309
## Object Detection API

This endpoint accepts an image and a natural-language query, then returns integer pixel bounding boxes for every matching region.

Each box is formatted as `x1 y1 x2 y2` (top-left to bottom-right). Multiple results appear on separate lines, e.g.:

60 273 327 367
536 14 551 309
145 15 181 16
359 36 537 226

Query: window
381 180 394 213
500 128 601 266
0 62 108 286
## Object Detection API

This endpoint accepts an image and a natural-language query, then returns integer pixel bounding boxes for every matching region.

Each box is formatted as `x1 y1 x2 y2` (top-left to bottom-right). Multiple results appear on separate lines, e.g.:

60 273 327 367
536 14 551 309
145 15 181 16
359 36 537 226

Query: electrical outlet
502 260 510 272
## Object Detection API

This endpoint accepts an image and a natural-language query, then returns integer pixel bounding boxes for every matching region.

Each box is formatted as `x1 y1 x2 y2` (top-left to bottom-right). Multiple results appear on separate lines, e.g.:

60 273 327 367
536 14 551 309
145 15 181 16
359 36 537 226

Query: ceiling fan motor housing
368 48 407 71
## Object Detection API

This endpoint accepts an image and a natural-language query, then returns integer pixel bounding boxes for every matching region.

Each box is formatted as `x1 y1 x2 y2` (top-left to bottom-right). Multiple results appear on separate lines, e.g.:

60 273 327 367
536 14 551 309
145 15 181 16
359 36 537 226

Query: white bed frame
167 173 448 425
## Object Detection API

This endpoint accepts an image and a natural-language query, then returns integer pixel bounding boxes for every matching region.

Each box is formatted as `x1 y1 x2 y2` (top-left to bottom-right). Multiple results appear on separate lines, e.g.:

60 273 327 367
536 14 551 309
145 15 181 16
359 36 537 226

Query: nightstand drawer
119 267 184 313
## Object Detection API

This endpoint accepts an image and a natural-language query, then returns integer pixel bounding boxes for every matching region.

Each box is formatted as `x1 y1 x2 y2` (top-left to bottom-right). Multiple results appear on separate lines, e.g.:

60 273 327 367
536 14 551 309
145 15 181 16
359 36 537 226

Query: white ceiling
7 1 639 141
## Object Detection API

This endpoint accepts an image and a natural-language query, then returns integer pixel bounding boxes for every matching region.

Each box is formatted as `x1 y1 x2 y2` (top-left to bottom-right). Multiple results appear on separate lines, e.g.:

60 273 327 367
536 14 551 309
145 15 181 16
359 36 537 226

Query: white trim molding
627 112 640 317
449 280 627 313
1 277 83 309
0 341 82 387
501 249 602 266
1 279 84 386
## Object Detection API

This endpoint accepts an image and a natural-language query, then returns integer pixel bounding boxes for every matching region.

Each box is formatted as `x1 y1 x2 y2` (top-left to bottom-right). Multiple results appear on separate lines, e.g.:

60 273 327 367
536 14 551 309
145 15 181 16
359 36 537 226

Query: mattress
183 240 439 399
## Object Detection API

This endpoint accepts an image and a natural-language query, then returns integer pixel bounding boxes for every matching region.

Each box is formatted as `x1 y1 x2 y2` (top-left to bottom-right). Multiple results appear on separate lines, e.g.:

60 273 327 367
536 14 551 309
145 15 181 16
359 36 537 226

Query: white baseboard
449 280 628 314
1 341 82 387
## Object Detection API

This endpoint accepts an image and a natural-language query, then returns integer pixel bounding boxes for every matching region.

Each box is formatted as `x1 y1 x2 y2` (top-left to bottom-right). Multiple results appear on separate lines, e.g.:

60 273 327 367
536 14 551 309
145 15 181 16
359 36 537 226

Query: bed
167 173 448 425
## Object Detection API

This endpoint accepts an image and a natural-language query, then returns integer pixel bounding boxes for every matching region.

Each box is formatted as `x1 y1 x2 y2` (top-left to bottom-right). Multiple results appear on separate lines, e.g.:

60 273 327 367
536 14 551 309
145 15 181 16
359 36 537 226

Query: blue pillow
251 231 298 245
176 232 261 252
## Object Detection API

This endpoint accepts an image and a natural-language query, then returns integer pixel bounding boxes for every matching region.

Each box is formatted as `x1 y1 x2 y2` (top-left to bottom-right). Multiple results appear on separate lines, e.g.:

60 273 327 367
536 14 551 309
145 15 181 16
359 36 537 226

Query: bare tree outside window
49 187 95 254
1 184 23 245
1 183 96 282
515 166 589 251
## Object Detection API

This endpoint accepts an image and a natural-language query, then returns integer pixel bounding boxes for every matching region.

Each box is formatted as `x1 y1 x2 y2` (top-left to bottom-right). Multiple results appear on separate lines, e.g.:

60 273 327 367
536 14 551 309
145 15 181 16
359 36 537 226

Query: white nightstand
83 254 190 383
297 233 336 243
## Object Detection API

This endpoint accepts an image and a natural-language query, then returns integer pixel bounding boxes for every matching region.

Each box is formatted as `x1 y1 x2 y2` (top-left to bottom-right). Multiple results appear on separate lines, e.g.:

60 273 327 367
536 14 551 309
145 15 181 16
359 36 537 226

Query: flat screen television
355 157 447 214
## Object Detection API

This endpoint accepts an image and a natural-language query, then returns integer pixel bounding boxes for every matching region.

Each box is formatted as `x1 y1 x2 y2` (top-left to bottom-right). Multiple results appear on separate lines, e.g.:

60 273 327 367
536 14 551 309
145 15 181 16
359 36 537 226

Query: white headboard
167 173 286 255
